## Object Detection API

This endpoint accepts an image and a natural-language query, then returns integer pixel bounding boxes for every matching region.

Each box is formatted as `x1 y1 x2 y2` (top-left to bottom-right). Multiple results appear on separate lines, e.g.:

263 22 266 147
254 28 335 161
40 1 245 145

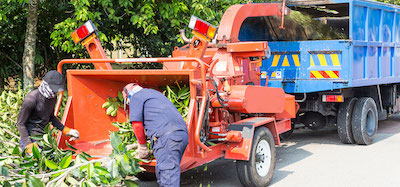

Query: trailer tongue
55 2 296 186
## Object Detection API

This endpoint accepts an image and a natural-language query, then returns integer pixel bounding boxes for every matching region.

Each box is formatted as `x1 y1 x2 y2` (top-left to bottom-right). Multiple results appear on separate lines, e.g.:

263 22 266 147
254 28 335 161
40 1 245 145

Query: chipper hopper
55 2 296 186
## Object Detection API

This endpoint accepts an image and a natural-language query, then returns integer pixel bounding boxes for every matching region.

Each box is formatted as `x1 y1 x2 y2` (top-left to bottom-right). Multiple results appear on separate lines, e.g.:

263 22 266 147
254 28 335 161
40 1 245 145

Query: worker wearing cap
122 83 188 187
16 70 80 154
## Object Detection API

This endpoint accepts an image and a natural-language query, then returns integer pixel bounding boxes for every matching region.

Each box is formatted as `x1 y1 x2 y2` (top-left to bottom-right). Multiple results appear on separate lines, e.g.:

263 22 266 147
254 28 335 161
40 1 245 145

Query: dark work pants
153 130 188 187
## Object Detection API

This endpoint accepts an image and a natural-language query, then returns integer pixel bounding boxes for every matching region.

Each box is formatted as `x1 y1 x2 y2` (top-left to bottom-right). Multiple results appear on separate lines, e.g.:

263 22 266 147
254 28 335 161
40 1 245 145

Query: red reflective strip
320 71 329 78
194 20 209 35
334 71 339 77
76 25 89 39
310 72 316 78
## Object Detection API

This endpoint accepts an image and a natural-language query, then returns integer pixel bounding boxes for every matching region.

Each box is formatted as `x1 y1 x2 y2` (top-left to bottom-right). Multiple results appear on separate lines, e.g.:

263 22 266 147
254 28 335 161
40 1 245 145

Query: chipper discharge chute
55 2 297 186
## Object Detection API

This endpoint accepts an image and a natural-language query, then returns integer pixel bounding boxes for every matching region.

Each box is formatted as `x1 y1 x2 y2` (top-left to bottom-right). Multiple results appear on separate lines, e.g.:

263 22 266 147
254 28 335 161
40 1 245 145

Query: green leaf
59 154 72 169
87 163 94 179
45 159 59 170
83 181 97 187
27 176 45 187
94 166 109 175
32 145 40 160
20 161 34 168
66 176 79 186
65 141 77 150
110 132 122 151
124 180 139 187
3 181 11 187
0 166 8 176
30 135 44 141
12 145 20 155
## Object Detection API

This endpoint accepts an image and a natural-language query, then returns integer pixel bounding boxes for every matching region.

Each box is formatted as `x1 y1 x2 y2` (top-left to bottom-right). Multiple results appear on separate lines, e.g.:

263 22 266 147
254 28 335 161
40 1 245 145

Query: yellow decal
271 72 276 77
310 56 315 66
330 54 341 66
317 54 328 66
272 55 280 67
282 56 290 67
292 54 300 67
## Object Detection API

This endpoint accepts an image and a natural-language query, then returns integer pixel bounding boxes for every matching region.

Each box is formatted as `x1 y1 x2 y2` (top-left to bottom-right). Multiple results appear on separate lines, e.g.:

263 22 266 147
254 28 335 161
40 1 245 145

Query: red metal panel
228 85 285 113
227 42 268 53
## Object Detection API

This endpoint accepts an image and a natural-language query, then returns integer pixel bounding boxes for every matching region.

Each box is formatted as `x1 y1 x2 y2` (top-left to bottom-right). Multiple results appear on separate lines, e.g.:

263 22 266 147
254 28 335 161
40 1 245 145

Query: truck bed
241 0 400 93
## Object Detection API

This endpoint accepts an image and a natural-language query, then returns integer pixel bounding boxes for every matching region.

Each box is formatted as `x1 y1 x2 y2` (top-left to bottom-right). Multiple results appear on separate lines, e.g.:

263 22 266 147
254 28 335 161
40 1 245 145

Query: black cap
44 70 64 92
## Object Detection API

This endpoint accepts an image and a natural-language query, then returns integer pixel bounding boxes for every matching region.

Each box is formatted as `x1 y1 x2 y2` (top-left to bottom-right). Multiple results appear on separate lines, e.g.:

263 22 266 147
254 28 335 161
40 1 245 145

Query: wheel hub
255 139 271 177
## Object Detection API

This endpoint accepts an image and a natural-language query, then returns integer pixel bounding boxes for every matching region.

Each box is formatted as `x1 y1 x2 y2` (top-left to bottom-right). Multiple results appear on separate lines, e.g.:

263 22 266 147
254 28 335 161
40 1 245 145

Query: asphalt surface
136 115 400 187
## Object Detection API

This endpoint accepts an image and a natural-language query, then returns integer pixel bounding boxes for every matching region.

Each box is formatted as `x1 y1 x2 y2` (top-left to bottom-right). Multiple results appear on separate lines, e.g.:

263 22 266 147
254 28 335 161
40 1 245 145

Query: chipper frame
55 2 296 186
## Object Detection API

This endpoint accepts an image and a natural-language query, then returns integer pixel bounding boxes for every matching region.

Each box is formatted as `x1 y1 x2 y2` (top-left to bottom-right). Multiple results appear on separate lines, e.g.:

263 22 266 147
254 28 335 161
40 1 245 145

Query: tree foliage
50 0 266 58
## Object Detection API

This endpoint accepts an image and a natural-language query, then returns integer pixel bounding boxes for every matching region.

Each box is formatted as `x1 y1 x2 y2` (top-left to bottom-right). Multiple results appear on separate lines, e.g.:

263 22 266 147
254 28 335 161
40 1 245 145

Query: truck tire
351 97 378 145
337 97 357 144
135 172 157 181
236 127 276 187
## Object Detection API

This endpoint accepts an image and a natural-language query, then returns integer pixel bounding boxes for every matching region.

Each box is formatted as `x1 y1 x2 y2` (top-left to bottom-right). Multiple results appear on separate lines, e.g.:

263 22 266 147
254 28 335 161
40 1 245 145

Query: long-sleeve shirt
16 89 64 145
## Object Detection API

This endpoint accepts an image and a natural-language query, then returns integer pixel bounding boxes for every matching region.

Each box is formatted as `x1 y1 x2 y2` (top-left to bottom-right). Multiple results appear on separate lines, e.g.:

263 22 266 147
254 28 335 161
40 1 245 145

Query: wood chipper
54 2 296 186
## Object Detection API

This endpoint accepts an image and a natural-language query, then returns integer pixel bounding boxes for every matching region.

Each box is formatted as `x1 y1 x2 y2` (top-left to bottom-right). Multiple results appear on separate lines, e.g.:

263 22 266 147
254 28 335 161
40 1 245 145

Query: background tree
22 0 39 91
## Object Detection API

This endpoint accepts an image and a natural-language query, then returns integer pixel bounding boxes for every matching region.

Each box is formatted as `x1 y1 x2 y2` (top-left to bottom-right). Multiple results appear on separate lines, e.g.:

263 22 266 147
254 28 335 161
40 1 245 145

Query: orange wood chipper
54 2 296 186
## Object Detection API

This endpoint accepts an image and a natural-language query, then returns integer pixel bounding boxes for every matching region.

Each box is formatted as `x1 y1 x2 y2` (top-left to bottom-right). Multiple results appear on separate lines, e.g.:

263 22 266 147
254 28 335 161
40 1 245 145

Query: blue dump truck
240 0 400 145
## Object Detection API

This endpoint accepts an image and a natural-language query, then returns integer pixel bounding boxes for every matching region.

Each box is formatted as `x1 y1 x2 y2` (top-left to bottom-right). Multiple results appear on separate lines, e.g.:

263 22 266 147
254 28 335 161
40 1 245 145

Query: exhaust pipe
180 29 191 43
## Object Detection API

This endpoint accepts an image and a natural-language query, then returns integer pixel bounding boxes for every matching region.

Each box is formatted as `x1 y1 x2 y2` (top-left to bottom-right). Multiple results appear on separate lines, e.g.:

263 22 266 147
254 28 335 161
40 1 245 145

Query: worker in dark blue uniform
122 83 188 187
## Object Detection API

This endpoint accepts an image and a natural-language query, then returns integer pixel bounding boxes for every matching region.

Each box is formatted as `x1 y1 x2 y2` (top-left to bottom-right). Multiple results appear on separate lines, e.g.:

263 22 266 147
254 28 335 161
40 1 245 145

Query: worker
16 70 79 154
122 83 188 187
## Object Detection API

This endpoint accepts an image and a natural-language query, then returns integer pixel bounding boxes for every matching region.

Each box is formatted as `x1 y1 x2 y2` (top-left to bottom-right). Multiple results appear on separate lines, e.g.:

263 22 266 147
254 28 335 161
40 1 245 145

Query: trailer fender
225 117 280 161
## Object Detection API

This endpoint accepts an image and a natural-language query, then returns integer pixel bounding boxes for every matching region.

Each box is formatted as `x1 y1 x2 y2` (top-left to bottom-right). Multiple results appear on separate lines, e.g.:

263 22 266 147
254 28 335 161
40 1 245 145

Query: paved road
137 115 400 187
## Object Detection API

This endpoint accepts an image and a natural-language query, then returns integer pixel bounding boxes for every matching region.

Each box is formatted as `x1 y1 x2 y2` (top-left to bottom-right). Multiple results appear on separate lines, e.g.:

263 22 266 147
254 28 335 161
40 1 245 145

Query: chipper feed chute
56 58 200 158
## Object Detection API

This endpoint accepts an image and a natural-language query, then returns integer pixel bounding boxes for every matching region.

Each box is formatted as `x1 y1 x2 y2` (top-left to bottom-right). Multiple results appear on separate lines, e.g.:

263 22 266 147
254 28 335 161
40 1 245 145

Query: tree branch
0 51 23 70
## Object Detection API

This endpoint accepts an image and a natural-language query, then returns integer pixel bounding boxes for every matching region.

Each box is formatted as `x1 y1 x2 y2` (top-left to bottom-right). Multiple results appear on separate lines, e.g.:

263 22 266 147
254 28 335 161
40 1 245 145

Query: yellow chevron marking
311 71 324 78
310 56 315 66
292 54 300 67
282 56 290 67
326 71 339 78
271 72 276 77
330 54 341 66
317 54 328 66
272 55 280 67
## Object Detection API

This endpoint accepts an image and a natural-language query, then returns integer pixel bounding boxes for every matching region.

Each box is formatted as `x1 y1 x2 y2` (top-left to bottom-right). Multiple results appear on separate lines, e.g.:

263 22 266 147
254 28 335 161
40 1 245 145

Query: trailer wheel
135 172 156 181
236 127 276 187
337 97 358 144
351 97 378 145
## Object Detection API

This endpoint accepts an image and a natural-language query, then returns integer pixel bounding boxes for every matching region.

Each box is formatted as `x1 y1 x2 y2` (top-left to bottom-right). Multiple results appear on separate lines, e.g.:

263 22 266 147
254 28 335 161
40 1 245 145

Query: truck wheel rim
366 110 376 136
255 139 271 177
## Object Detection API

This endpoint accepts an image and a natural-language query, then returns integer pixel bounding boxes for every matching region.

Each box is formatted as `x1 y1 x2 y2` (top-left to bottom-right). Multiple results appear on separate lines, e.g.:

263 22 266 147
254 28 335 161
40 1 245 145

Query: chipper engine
55 2 296 186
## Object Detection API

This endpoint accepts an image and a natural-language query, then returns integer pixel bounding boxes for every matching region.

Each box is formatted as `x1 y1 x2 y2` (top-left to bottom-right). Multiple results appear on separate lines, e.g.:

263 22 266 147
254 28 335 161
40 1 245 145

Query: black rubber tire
135 171 157 181
351 97 378 145
337 97 358 144
236 127 276 187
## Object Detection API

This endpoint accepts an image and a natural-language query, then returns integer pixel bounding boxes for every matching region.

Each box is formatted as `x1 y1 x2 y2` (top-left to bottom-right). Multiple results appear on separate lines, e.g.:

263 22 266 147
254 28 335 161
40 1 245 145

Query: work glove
25 142 39 155
63 127 80 141
126 143 139 150
135 144 150 159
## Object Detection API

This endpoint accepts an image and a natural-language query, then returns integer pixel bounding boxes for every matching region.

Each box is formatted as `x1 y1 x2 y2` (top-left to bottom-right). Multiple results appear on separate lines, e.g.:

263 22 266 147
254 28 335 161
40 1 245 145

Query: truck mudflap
224 117 290 161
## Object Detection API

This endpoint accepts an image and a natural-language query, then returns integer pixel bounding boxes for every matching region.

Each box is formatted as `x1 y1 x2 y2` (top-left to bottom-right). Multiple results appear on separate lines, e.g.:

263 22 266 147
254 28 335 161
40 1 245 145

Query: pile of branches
0 126 142 186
